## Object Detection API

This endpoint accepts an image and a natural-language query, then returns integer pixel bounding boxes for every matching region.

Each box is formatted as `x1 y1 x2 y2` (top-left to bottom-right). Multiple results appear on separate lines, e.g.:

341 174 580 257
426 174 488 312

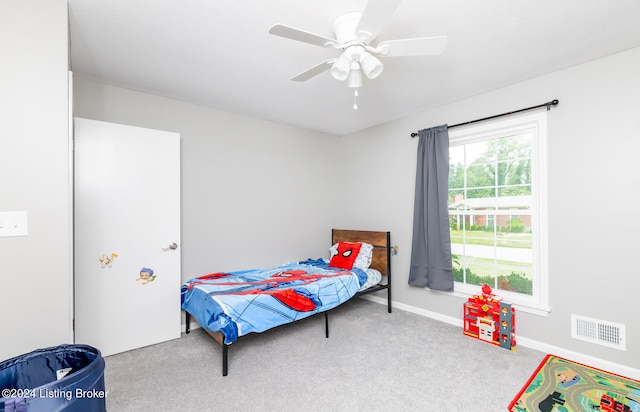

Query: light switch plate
0 211 28 237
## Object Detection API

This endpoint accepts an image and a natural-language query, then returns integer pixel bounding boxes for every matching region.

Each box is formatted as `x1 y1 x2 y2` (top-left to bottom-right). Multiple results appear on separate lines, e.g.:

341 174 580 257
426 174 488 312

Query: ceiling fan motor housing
332 12 365 44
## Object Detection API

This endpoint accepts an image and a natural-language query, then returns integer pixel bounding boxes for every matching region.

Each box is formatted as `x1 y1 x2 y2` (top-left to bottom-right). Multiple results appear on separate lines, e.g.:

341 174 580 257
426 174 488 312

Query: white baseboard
361 295 640 380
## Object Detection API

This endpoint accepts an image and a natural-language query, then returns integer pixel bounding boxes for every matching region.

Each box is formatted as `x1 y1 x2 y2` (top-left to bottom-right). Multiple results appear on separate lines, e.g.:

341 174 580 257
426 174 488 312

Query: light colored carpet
103 299 545 411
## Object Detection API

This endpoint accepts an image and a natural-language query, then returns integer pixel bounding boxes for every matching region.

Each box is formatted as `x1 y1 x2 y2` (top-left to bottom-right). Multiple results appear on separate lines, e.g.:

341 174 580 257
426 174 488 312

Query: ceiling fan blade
355 0 403 40
269 24 337 48
290 59 335 82
377 36 448 57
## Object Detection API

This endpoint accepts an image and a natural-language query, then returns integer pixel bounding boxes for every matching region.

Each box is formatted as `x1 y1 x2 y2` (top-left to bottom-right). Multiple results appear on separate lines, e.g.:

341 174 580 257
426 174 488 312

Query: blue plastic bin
0 344 106 412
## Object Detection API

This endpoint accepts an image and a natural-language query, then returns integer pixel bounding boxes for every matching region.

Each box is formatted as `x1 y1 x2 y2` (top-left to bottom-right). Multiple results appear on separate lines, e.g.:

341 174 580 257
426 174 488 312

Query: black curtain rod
410 99 559 137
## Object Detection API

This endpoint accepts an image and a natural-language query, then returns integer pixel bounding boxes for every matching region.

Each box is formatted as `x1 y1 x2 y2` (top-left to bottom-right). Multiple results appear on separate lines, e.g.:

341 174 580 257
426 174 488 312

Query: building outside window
448 111 549 315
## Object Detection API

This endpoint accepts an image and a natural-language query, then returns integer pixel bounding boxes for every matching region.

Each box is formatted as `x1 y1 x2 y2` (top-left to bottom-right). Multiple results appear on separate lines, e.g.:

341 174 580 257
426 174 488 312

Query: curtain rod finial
410 132 418 138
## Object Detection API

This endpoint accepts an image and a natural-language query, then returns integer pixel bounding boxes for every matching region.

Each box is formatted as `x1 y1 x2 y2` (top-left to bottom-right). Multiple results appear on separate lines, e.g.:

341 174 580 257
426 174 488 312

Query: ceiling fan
268 0 447 90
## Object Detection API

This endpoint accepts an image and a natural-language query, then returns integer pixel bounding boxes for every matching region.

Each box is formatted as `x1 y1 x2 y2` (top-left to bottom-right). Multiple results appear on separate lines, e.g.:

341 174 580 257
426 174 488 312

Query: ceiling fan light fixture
360 52 383 79
330 54 351 81
346 61 363 88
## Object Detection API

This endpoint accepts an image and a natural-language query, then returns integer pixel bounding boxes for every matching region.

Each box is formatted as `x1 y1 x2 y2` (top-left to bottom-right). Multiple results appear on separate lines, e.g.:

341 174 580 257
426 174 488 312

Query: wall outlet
0 211 28 237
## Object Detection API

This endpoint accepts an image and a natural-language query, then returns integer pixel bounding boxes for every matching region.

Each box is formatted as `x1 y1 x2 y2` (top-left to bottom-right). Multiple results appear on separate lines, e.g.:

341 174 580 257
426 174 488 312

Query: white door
74 118 181 356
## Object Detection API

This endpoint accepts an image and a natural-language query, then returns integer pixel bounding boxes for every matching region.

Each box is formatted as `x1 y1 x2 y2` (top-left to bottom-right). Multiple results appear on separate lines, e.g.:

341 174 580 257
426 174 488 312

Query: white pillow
359 268 382 291
329 242 374 270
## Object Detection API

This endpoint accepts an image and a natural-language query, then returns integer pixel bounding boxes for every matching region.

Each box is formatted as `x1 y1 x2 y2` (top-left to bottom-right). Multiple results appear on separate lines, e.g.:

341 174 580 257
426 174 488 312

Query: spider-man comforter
181 259 367 344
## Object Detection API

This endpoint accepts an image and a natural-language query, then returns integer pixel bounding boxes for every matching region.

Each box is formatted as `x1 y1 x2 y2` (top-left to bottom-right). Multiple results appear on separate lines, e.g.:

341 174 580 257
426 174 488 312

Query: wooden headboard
331 229 391 276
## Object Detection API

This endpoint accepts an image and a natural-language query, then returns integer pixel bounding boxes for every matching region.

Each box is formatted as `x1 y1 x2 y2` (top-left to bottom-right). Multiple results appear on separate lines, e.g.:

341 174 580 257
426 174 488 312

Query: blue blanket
181 260 367 344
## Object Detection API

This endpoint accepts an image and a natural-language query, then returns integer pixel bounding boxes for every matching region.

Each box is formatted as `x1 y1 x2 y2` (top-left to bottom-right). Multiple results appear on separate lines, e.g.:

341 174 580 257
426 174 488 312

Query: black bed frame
184 229 392 376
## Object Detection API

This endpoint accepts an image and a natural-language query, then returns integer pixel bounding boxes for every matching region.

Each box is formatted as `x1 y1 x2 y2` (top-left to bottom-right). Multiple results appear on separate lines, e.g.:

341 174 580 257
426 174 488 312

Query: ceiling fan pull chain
353 89 359 110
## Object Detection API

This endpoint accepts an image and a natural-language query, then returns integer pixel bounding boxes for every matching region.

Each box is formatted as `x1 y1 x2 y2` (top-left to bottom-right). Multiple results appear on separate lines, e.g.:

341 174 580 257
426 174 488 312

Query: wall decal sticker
99 253 119 268
136 267 156 285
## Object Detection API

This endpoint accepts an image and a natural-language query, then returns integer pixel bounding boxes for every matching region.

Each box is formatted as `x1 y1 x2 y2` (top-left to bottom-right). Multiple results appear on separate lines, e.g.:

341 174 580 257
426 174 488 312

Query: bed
181 229 391 376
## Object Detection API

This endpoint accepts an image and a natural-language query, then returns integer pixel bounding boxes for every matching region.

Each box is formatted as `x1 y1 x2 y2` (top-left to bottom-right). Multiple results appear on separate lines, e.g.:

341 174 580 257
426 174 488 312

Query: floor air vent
571 315 626 351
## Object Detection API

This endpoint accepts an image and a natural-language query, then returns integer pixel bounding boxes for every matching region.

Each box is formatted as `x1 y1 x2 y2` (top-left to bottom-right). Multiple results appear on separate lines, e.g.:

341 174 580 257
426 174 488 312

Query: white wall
340 47 640 372
72 77 342 283
0 0 71 360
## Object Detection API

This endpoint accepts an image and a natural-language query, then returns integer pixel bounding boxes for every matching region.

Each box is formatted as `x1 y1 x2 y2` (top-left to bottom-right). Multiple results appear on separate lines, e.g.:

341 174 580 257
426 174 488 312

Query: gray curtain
408 125 453 291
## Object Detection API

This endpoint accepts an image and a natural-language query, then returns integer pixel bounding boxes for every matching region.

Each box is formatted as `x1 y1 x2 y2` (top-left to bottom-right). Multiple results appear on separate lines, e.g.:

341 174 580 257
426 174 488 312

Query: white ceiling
67 0 640 136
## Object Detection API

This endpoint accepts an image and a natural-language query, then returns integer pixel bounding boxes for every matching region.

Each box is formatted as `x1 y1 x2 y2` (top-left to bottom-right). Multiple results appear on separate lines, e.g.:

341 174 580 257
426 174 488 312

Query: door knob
163 242 178 251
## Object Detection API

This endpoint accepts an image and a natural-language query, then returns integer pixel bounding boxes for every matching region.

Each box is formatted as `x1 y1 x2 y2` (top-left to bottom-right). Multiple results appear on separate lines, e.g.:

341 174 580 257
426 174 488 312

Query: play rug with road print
509 354 640 411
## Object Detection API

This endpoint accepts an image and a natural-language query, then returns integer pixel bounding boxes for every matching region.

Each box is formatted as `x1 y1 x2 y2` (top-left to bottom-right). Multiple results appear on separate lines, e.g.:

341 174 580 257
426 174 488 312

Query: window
448 111 549 315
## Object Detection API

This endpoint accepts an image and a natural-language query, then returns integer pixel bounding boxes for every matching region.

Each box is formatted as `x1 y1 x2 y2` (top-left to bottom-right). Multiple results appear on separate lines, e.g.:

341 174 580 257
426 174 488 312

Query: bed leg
222 344 228 376
324 311 329 338
387 288 392 313
185 312 191 334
